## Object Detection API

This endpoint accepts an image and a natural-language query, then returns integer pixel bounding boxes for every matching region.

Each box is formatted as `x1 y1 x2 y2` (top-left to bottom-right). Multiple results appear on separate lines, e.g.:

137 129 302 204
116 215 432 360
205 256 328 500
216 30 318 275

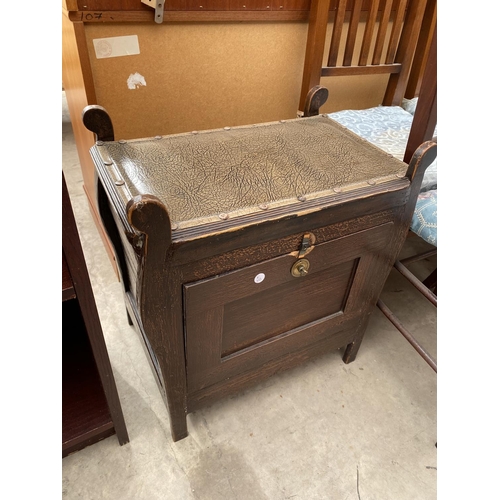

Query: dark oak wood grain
62 251 76 301
84 103 436 441
63 300 115 453
62 172 129 457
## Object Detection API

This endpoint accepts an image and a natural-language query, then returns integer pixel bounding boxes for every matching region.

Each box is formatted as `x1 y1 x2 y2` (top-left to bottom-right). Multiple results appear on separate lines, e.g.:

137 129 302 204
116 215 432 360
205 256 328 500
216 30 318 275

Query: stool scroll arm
126 195 189 442
82 105 115 142
303 86 329 117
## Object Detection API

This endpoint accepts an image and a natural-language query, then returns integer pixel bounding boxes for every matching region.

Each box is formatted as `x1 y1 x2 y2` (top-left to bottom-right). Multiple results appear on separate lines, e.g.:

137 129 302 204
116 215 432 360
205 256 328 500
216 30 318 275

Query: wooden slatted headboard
299 0 434 113
298 0 436 161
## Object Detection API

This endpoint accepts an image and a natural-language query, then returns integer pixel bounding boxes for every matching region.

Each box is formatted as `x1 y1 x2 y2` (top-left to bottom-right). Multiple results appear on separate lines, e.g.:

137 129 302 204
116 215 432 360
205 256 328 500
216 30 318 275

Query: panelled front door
184 222 394 393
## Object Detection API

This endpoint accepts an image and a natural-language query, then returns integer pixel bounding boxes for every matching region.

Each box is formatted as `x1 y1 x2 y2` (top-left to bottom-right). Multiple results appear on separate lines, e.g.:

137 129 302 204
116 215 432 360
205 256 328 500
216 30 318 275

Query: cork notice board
85 21 387 140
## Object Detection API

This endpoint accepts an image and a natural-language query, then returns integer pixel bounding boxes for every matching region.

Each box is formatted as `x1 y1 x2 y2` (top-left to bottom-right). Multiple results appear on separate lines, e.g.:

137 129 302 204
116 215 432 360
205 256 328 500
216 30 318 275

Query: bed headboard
299 0 436 162
299 0 436 113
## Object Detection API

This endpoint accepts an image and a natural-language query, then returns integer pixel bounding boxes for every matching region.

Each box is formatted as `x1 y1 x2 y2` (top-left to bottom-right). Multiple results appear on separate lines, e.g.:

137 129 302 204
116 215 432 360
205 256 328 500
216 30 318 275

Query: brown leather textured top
95 115 406 228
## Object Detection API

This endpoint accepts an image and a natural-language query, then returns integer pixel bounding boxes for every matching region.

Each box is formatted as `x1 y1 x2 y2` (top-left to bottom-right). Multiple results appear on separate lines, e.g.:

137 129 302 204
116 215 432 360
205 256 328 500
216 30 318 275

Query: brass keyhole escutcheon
291 258 310 277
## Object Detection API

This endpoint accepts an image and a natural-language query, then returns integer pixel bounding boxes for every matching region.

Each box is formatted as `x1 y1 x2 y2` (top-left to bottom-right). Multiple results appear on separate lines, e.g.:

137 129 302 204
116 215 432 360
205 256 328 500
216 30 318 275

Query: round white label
254 273 265 284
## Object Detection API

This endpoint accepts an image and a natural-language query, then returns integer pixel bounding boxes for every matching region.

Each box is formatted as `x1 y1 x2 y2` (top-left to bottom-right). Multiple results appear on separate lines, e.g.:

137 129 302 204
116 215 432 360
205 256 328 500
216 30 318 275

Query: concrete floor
62 91 437 500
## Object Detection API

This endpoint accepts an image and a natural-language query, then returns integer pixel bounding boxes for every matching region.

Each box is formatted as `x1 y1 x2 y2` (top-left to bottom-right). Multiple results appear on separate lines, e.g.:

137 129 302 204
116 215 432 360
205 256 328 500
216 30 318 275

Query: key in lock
291 233 315 277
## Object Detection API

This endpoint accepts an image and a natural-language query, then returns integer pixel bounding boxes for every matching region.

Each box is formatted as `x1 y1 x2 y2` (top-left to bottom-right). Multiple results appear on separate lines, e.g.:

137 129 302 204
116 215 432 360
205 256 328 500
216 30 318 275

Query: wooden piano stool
83 107 436 441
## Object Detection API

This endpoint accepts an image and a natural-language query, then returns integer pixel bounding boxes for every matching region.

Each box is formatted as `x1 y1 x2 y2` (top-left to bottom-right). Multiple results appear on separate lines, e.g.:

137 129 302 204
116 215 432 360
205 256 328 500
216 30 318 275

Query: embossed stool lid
92 115 406 229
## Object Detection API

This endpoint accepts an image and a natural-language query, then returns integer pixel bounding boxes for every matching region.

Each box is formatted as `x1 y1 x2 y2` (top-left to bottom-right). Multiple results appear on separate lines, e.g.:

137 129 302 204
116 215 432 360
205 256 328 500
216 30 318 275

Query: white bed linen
327 104 437 192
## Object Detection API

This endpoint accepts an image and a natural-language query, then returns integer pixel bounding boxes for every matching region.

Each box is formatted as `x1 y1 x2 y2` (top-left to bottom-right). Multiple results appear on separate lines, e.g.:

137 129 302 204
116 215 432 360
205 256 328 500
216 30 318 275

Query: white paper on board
93 35 140 59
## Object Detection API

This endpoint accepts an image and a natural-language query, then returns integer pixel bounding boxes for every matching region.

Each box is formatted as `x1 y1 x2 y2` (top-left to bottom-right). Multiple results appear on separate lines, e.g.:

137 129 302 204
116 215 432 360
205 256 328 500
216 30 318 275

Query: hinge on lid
141 0 164 24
